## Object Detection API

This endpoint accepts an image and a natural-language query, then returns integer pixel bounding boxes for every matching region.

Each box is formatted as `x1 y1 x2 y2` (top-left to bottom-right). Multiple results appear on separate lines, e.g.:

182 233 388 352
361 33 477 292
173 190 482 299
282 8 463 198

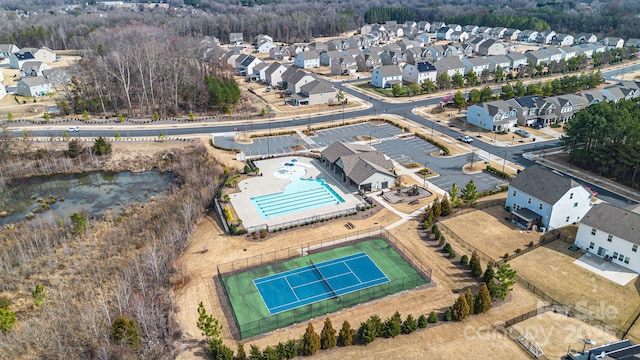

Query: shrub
338 321 354 346
528 241 534 247
443 243 452 254
485 165 513 180
357 320 376 345
417 314 428 328
427 311 439 324
320 318 337 350
444 308 453 321
503 252 509 259
382 311 402 338
515 248 521 254
438 236 445 246
449 249 456 259
401 314 418 334
451 294 470 321
460 254 469 265
300 322 320 355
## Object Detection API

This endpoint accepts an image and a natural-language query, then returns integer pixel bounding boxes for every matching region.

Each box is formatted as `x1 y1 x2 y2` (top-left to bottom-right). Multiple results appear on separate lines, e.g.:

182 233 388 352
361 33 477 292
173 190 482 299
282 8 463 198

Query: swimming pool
251 178 345 219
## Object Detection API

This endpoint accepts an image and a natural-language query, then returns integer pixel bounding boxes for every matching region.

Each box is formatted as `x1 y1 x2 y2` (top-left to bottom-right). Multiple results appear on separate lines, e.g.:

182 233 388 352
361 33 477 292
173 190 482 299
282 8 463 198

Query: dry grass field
511 311 619 359
510 239 640 331
440 205 541 261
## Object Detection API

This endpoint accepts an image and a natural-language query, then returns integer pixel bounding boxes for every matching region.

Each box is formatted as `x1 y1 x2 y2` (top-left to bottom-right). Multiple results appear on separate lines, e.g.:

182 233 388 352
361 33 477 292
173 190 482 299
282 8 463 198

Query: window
589 242 595 249
570 193 574 199
539 203 543 210
625 257 630 264
607 235 613 242
619 254 625 262
513 190 517 197
613 252 618 260
527 198 532 204
633 245 638 253
591 228 597 236
566 216 570 222
574 202 578 207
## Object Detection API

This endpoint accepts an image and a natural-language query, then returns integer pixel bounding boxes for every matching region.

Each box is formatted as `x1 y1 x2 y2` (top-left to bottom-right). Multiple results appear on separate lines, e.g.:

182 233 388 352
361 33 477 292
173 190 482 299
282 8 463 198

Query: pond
0 170 174 226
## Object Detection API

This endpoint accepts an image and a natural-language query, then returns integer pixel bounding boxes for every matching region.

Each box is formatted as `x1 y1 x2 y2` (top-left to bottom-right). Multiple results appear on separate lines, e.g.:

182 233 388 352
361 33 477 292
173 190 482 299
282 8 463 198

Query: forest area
562 99 640 189
0 138 226 358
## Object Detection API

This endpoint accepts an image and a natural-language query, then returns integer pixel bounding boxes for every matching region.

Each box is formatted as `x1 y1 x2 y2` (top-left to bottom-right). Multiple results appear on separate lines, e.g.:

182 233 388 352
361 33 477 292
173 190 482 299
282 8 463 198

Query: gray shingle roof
510 166 581 205
320 142 395 184
580 203 640 245
20 76 50 87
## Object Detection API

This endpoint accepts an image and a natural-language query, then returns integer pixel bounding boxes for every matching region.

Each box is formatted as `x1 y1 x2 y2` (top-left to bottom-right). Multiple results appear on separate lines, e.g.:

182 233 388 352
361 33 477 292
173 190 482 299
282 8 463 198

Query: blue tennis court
253 252 390 315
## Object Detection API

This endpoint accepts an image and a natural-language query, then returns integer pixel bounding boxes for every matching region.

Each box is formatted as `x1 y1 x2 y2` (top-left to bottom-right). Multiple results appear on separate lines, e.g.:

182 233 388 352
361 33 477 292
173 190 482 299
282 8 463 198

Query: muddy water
0 170 173 225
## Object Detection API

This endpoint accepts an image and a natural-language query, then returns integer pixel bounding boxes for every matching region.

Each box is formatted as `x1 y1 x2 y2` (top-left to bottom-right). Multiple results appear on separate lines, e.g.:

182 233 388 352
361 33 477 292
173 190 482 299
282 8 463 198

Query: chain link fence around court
216 227 433 339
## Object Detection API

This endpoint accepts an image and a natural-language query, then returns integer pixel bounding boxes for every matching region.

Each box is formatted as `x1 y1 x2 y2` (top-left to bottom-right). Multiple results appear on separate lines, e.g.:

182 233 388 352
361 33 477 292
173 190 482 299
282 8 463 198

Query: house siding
574 226 640 273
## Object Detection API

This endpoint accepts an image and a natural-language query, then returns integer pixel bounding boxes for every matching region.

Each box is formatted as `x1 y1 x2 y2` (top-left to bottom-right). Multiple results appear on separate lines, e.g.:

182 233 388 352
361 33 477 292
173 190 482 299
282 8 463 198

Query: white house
255 40 276 54
434 56 465 77
600 37 625 50
289 80 336 106
402 61 437 85
0 82 6 100
16 77 52 97
466 100 517 131
264 62 289 87
574 203 640 273
320 141 396 192
229 33 243 45
487 55 512 72
506 52 528 69
553 34 575 46
477 39 507 56
0 44 20 58
294 51 320 69
20 61 50 77
9 51 35 70
506 166 593 230
370 65 402 88
462 57 491 75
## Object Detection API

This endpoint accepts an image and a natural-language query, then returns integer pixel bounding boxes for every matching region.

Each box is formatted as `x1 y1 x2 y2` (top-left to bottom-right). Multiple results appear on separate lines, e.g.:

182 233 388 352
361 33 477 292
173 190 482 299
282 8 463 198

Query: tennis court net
309 259 338 298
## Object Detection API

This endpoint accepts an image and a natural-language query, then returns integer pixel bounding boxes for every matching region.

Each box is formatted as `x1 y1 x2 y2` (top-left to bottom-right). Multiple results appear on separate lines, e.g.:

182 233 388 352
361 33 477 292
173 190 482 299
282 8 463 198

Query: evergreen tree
451 294 470 321
262 346 278 360
300 322 321 355
236 343 246 360
401 314 418 334
338 321 354 346
248 344 261 360
440 196 452 216
432 197 442 217
449 183 462 208
452 74 465 89
366 314 383 337
275 342 287 360
67 139 82 158
211 342 234 360
92 136 112 155
465 287 475 315
110 316 141 350
475 284 492 314
0 308 16 334
418 314 428 328
494 261 517 299
453 90 466 108
320 317 337 350
357 320 376 345
383 311 402 338
461 179 479 207
427 311 439 324
284 339 298 358
470 251 483 277
483 261 496 297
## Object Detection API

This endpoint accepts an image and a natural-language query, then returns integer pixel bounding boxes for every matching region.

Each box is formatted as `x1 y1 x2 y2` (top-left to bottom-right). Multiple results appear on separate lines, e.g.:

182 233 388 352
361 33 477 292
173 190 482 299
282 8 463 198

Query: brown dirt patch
512 311 619 358
510 239 640 331
440 205 541 260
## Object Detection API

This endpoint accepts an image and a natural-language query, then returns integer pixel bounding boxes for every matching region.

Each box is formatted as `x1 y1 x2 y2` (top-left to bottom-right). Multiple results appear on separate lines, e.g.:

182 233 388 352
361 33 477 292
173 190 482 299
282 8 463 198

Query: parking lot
212 122 509 193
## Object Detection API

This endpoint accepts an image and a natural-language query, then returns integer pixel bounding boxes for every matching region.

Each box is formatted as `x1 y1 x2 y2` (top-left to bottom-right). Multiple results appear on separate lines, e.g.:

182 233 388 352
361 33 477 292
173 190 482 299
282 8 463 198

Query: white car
66 126 80 132
458 135 473 143
515 129 531 138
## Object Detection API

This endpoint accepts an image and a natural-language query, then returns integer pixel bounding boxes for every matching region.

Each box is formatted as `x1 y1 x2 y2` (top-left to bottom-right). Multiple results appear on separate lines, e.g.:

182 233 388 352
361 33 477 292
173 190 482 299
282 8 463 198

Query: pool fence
244 207 359 234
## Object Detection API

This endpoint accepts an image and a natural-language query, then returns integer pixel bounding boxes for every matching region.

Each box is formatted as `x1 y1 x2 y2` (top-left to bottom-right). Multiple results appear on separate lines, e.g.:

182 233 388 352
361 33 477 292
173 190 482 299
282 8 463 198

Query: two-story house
466 100 517 131
370 65 402 89
402 61 437 85
506 166 593 230
574 203 640 273
434 56 465 77
294 51 320 69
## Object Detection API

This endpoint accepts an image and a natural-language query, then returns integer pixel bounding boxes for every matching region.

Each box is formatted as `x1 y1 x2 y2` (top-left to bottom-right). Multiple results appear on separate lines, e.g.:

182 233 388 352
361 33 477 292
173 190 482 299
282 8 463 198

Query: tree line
562 99 640 189
364 7 418 25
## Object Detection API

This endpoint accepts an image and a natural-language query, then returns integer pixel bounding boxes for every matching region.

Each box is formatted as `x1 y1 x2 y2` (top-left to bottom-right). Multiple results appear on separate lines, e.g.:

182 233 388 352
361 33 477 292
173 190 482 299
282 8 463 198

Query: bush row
485 165 512 181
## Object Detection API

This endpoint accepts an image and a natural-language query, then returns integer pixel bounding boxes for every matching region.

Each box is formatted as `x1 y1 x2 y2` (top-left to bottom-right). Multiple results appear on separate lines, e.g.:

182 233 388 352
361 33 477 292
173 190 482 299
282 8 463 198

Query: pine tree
401 314 418 334
440 196 452 216
427 311 439 324
451 294 470 321
357 320 376 345
110 316 141 350
495 261 517 299
461 179 479 207
418 314 428 328
284 339 298 358
248 344 261 360
449 183 462 208
300 322 321 355
444 308 453 321
469 251 483 277
475 284 492 314
432 197 442 217
92 136 112 155
338 321 354 346
483 261 495 285
465 288 475 315
383 311 402 338
367 314 383 337
0 308 16 334
275 342 287 360
236 343 246 360
262 346 277 360
320 317 337 350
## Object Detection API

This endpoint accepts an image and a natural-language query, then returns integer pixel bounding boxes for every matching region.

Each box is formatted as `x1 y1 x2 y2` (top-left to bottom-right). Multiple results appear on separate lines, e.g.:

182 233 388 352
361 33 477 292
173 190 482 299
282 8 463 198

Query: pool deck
229 156 363 231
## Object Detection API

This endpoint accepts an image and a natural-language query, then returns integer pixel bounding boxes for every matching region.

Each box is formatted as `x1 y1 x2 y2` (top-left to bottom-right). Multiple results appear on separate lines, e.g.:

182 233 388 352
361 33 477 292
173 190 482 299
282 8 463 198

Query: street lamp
581 338 596 353
342 101 345 126
431 117 435 139
502 150 507 172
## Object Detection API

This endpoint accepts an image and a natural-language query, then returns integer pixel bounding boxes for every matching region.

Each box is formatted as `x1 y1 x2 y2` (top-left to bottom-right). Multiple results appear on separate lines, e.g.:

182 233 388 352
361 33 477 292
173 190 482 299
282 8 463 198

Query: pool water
251 178 345 219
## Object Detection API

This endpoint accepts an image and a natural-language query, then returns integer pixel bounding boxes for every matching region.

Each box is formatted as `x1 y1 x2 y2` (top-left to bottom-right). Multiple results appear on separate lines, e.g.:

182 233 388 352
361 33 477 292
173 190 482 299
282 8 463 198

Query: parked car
66 126 80 132
458 135 474 143
531 123 544 129
514 129 531 138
